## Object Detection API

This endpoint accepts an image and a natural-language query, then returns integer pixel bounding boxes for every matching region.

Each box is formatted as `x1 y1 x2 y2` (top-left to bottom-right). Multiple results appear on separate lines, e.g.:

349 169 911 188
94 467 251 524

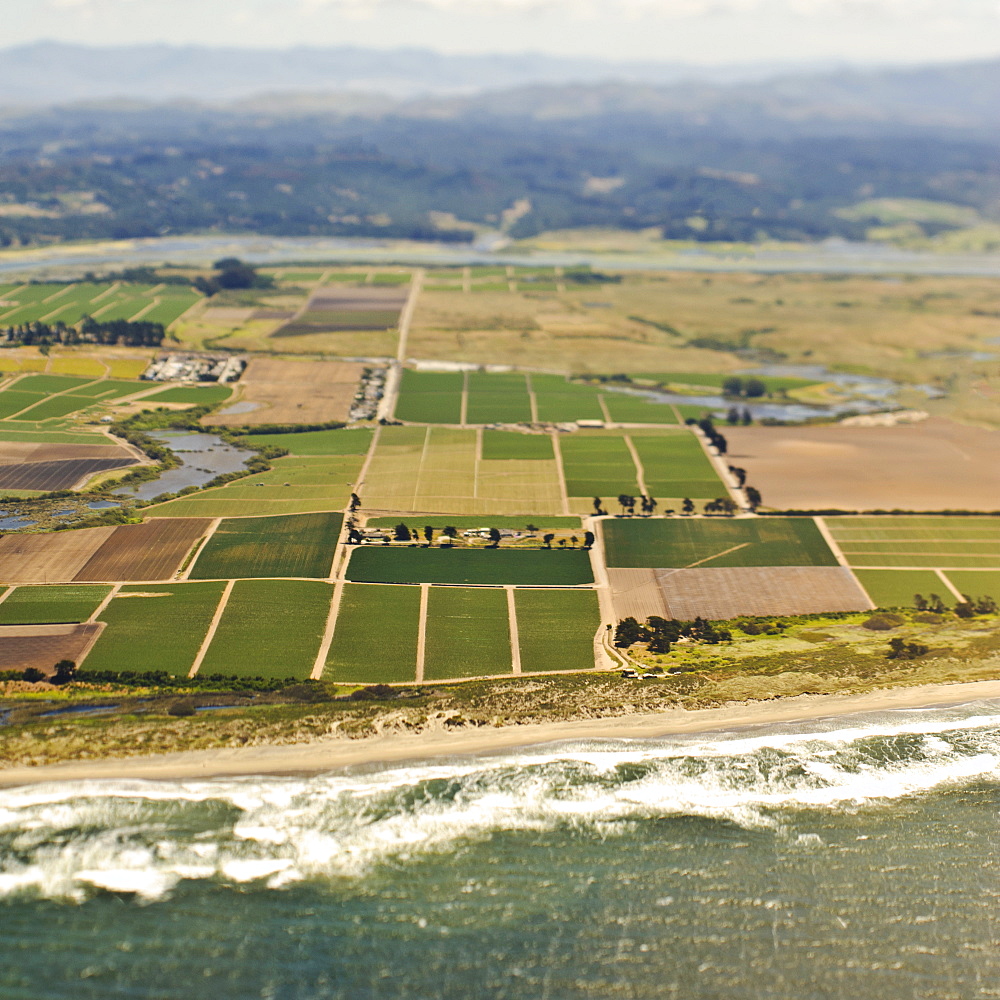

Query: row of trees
1 317 166 347
722 376 769 399
914 592 998 618
614 615 732 653
346 520 595 550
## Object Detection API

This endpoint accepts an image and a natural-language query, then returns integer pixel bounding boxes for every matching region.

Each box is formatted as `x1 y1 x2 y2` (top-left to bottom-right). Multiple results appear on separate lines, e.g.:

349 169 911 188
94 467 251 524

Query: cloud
296 0 996 12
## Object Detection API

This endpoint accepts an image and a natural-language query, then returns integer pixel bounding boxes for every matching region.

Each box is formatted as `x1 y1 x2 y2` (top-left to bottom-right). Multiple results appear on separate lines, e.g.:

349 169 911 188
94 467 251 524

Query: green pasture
346 546 593 586
0 585 111 625
11 394 102 422
466 391 532 424
559 434 639 497
853 570 951 609
534 391 605 422
0 391 46 419
400 370 464 394
602 394 679 424
12 374 91 394
325 583 421 682
515 589 601 673
0 424 101 444
190 512 342 579
71 380 144 399
143 384 233 404
423 587 512 679
82 582 227 676
602 517 838 568
631 432 723 498
481 431 553 461
147 497 342 518
827 516 1000 568
395 391 462 423
237 428 373 456
0 282 198 327
945 571 1000 602
198 579 332 679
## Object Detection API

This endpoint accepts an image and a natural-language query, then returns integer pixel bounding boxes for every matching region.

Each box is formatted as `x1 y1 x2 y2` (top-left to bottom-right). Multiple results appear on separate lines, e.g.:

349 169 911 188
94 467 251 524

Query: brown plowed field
608 568 668 622
73 518 209 582
206 357 365 427
0 527 116 583
726 418 1000 512
657 566 874 620
0 441 132 466
0 623 103 674
0 457 136 491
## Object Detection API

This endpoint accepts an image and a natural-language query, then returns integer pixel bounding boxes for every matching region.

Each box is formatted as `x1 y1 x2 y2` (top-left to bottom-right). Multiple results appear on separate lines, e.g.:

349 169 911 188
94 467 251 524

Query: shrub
167 699 196 717
862 614 906 631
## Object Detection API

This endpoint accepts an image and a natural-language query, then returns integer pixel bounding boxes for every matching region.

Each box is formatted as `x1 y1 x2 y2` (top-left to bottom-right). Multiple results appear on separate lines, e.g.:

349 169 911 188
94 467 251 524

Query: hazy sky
5 0 999 64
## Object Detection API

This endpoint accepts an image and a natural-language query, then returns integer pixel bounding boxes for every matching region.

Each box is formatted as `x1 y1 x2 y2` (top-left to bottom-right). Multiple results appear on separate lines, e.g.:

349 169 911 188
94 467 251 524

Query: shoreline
5 677 1000 788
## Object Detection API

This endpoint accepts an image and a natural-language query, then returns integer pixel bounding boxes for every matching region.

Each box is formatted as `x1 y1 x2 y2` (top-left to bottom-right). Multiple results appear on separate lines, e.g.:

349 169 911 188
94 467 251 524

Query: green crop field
481 432 553 460
0 282 200 327
423 587 512 679
0 584 111 625
466 391 532 424
826 516 1000 568
533 390 605 422
631 432 723 499
238 428 373 456
82 582 227 675
395 391 462 423
346 546 593 585
944 571 1000 603
325 583 421 682
603 517 838 568
853 570 951 609
142 385 233 404
12 375 91 395
367 515 581 530
0 391 46 419
601 394 679 424
559 434 639 498
11 394 102 422
147 497 343 518
515 589 600 673
71 380 144 399
399 370 465 394
189 512 342 579
198 579 333 679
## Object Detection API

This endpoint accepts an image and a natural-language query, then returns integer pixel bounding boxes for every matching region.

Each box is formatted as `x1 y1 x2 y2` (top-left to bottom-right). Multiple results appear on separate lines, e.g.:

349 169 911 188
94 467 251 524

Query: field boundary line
0 587 13 607
415 583 429 682
312 579 344 679
91 282 119 303
525 373 539 423
598 394 613 424
88 584 121 622
551 432 571 516
506 586 522 675
395 267 423 362
623 435 649 496
412 426 433 508
462 266 471 293
4 374 106 421
189 580 235 678
587 516 618 632
76 621 108 669
814 517 850 567
128 298 158 322
936 569 966 602
461 370 469 426
42 283 74 305
181 519 222 580
651 542 751 575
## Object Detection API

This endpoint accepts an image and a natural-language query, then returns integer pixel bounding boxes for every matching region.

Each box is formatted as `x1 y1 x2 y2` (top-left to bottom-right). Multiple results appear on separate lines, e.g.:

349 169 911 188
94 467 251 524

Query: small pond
119 432 252 501
0 515 37 531
87 500 121 511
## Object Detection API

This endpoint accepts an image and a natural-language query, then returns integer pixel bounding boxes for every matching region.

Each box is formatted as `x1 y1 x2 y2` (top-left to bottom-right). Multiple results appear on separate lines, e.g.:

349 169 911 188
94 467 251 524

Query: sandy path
7 678 1000 789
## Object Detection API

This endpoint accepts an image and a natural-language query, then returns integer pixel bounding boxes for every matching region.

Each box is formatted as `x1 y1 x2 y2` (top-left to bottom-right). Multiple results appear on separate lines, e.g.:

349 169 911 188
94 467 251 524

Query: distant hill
0 42 803 105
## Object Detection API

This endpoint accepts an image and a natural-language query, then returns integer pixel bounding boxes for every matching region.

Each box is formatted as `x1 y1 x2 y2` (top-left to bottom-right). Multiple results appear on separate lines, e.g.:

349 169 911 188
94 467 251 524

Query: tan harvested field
0 527 116 583
727 418 1000 511
73 518 209 582
607 568 668 622
206 357 365 427
656 566 874 620
0 623 102 674
0 441 132 466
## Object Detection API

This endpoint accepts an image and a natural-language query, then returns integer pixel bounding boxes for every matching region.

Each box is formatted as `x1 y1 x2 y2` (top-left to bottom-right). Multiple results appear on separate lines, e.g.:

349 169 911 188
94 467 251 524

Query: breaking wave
4 702 1000 902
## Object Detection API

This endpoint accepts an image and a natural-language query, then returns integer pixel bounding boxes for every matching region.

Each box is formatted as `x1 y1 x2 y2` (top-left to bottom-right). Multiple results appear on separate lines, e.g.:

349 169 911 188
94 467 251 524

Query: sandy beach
5 678 1000 788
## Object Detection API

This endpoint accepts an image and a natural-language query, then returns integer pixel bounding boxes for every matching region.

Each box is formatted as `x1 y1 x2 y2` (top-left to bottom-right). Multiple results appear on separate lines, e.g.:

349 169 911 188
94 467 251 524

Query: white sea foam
4 702 1000 902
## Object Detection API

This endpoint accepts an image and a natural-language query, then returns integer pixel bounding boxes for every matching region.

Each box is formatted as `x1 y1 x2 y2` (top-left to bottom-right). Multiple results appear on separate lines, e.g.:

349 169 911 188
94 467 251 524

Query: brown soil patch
206 357 365 427
201 307 255 323
0 623 103 674
727 418 1000 512
608 568 668 622
73 518 209 582
0 457 136 491
0 441 132 466
0 527 116 584
658 566 873 620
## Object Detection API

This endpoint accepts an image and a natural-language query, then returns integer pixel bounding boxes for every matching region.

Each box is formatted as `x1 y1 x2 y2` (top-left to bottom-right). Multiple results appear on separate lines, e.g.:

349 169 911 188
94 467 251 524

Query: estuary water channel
118 432 252 502
605 364 940 423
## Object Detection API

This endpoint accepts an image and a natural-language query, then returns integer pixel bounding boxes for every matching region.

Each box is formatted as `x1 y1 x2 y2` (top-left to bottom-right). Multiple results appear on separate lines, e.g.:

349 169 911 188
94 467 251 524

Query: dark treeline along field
0 58 997 245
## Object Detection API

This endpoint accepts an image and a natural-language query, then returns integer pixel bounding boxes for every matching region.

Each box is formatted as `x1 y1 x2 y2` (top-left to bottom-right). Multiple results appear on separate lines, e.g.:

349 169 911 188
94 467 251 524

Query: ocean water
3 703 1000 998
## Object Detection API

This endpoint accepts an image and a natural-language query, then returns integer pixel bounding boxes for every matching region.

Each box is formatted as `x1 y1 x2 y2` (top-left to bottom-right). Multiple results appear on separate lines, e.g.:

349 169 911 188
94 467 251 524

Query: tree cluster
194 258 274 297
615 494 658 516
1 317 165 347
726 407 753 426
887 637 930 660
614 614 731 652
722 376 768 398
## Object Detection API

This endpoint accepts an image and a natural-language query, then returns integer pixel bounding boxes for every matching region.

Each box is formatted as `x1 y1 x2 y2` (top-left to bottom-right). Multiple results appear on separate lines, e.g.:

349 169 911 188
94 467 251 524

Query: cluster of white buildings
142 354 246 383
